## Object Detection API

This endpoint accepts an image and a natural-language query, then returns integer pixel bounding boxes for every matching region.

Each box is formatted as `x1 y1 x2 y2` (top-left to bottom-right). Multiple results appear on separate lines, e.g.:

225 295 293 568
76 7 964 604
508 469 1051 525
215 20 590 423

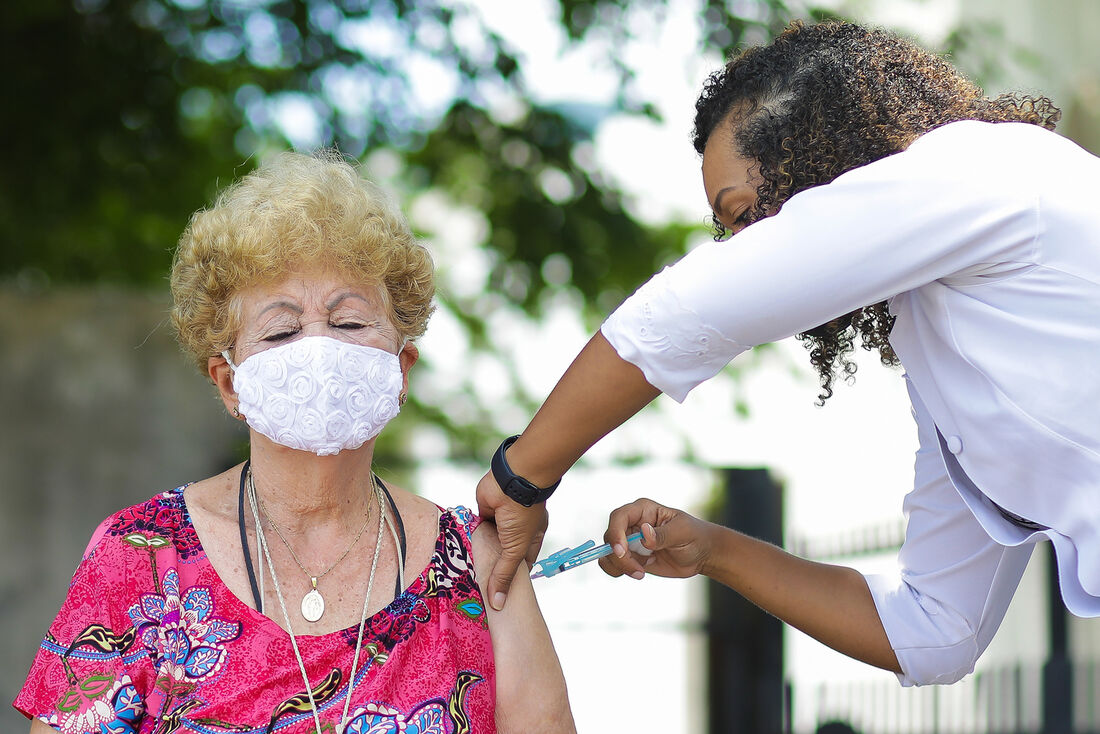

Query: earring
398 392 407 406
233 405 241 418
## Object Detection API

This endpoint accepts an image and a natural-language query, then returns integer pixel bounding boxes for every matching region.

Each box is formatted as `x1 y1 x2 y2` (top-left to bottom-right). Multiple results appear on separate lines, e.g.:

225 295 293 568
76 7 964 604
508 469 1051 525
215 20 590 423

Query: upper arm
15 532 150 726
671 155 1036 347
865 383 1033 685
472 521 576 734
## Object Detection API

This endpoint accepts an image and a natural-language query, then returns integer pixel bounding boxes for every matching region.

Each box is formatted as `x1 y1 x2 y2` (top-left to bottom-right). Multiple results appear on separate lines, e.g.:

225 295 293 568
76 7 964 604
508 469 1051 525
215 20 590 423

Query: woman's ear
208 355 243 420
398 342 419 398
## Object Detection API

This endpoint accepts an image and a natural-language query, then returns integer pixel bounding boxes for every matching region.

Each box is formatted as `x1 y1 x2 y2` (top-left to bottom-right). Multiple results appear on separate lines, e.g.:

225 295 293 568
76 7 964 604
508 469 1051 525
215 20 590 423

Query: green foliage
1 0 821 292
1 0 523 284
1 0 239 283
406 101 696 325
939 19 1044 94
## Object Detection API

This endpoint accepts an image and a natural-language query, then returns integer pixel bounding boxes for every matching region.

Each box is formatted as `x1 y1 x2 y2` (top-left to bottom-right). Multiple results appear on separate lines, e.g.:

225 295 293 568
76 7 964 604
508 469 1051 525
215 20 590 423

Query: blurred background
3 0 1098 732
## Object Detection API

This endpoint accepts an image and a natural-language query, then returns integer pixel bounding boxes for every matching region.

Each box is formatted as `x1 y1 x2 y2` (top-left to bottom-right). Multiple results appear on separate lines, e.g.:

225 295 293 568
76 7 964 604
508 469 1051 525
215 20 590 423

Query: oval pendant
301 588 325 622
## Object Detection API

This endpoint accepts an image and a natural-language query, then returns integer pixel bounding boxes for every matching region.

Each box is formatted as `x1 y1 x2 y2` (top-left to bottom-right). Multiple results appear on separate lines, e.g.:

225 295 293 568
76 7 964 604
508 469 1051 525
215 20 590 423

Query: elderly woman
16 152 575 733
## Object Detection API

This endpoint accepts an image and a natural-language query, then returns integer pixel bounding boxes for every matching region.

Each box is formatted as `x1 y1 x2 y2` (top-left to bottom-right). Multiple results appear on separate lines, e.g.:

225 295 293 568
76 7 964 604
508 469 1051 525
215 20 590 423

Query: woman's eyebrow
325 292 372 310
259 300 303 316
712 186 737 216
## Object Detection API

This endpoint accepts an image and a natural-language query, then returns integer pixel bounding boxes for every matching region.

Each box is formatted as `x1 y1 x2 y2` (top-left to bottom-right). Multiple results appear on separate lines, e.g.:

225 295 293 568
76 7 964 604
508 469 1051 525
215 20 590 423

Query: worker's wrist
492 435 561 507
696 521 728 579
502 435 564 490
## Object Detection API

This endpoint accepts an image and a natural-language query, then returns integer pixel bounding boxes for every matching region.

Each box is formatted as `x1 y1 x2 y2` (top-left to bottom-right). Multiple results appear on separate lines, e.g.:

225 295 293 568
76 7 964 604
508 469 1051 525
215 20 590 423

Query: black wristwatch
491 435 560 507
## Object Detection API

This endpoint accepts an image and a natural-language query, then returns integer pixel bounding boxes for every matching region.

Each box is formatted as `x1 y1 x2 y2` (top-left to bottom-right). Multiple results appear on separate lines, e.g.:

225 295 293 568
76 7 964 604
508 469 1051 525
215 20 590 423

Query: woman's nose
297 317 338 339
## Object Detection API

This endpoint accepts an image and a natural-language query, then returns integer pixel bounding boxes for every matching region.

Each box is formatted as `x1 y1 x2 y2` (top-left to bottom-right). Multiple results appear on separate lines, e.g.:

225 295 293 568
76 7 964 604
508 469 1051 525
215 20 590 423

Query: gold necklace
248 472 386 734
249 469 375 623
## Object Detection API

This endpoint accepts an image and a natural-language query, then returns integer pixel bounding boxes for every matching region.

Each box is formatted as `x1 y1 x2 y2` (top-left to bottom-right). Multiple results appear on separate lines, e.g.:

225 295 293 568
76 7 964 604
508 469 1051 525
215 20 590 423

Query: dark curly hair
693 20 1060 403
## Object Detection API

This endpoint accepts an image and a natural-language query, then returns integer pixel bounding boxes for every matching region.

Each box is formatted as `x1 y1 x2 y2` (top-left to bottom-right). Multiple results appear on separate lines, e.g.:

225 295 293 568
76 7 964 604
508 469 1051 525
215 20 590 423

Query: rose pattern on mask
231 336 403 456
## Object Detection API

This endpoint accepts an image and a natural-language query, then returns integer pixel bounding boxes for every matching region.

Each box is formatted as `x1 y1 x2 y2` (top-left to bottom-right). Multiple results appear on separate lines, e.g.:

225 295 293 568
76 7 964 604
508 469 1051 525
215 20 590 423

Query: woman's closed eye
254 316 382 344
726 207 752 230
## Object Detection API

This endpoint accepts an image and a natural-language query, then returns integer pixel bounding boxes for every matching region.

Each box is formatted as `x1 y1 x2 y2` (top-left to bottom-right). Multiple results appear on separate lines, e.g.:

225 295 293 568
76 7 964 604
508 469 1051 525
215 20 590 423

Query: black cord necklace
375 476 408 586
237 461 262 612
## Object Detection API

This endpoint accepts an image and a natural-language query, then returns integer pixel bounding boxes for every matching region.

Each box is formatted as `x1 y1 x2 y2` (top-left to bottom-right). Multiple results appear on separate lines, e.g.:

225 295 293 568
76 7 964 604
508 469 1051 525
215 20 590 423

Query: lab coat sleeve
864 379 1033 686
602 123 1039 401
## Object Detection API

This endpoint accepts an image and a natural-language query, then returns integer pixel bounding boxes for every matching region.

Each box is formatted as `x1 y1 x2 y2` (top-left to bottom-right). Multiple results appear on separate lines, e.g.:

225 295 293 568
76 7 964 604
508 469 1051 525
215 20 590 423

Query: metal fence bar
785 659 1097 734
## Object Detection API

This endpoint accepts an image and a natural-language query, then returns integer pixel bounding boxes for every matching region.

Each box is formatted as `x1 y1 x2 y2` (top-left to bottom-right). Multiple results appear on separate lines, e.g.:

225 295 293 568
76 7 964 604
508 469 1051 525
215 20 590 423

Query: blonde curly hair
170 150 435 375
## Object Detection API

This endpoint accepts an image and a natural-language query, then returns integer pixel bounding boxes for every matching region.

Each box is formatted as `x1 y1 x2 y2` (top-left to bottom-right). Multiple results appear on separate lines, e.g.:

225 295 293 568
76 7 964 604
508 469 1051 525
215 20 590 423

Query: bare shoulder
181 465 241 522
377 483 453 576
379 483 442 536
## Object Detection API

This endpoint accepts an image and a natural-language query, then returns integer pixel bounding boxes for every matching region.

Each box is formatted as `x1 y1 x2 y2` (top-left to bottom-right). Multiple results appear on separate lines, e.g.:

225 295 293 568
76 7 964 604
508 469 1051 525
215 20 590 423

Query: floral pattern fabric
14 487 496 733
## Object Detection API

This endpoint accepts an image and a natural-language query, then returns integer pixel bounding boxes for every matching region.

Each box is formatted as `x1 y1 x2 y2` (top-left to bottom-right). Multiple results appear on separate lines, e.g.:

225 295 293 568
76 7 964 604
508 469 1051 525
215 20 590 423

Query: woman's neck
247 438 378 534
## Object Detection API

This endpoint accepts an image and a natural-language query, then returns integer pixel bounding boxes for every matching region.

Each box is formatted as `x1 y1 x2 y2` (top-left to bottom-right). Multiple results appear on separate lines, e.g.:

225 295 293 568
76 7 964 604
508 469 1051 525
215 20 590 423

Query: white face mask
223 336 403 456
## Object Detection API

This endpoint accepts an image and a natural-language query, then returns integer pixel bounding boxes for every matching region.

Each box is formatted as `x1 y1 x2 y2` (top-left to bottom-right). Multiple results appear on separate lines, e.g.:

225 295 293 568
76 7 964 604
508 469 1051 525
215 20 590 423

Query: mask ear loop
396 339 409 406
221 350 242 418
221 349 237 372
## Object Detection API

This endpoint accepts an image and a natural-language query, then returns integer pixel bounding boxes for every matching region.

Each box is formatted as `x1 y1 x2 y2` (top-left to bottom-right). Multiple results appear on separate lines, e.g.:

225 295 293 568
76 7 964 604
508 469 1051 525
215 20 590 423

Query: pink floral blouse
14 486 496 733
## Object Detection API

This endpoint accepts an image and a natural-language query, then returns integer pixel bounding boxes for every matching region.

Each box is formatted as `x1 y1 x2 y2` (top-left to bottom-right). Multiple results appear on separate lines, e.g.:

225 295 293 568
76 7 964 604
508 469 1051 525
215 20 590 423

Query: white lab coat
600 120 1100 685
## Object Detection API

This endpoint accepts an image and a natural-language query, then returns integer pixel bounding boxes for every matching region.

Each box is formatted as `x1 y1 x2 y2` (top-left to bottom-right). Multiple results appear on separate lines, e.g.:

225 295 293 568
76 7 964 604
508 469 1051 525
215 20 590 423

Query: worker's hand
476 470 549 610
599 498 714 580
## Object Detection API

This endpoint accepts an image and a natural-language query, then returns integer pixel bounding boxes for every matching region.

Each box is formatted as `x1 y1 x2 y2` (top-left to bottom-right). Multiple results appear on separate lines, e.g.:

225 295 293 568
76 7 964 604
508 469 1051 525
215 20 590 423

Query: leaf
122 533 150 548
184 645 224 677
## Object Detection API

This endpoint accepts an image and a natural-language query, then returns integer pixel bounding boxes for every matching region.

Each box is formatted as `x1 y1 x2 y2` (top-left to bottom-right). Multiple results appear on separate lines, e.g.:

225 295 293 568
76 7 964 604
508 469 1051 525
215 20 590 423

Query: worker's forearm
703 523 902 673
506 331 660 486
